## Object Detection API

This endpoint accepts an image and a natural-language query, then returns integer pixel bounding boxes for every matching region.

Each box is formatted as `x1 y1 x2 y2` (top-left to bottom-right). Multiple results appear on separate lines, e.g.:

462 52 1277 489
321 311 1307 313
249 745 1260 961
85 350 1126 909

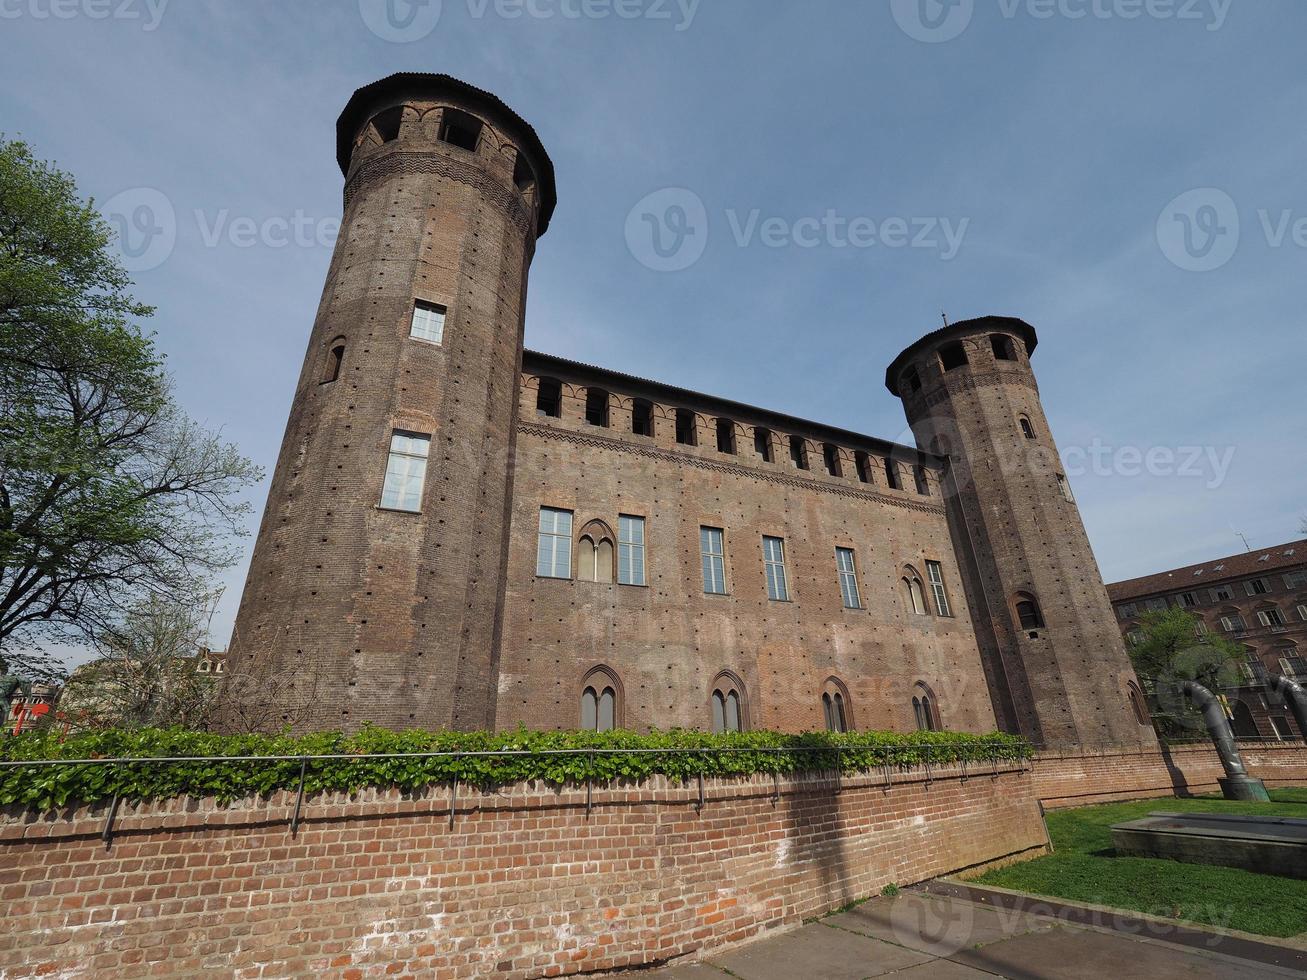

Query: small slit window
321 338 345 384
754 427 773 462
1016 594 1045 631
535 377 561 418
903 367 922 392
991 335 1016 361
716 418 736 454
675 408 697 446
438 108 482 152
790 436 809 470
632 399 654 437
1056 473 1074 502
884 458 901 490
854 451 872 484
585 388 609 427
1019 415 1036 440
512 152 536 192
939 341 968 371
823 444 842 478
913 465 930 496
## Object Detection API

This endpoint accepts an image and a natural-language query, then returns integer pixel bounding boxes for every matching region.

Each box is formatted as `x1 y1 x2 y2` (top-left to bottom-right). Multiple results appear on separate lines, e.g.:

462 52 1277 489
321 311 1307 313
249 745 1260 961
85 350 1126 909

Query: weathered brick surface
1032 740 1307 808
0 765 1045 979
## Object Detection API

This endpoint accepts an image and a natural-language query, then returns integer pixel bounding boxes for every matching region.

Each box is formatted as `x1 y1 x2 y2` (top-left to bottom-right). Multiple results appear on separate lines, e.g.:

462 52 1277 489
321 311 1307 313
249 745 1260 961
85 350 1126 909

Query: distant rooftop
1107 539 1307 601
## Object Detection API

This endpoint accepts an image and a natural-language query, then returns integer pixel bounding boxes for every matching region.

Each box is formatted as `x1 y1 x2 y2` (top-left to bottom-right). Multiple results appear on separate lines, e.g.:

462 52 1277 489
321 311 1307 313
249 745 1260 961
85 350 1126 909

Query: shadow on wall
1160 742 1192 797
779 770 855 913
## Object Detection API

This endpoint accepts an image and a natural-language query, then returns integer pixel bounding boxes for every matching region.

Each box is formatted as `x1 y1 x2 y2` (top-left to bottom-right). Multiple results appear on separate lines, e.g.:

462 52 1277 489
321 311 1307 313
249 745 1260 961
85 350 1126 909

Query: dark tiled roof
336 72 557 235
522 350 939 464
1107 539 1307 601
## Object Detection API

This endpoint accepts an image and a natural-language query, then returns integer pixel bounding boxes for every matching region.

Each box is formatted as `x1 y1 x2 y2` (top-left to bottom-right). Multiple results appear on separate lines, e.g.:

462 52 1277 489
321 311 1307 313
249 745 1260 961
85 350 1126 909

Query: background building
1109 540 1307 740
222 74 1153 750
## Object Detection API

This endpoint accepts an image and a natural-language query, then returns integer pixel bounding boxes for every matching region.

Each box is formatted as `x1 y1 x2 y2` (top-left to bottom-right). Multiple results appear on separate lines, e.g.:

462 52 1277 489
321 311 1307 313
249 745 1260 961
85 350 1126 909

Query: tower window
438 108 483 152
1015 594 1045 631
369 106 403 143
991 335 1016 361
512 152 536 192
379 431 431 512
410 300 446 344
884 457 901 490
763 536 789 602
836 548 861 609
1056 474 1074 502
618 515 646 586
854 451 872 484
536 507 573 579
535 377 562 418
716 418 736 455
711 674 746 733
913 687 938 731
903 572 927 616
321 338 345 384
823 691 848 733
700 527 727 595
675 408 697 446
926 560 951 617
823 444 842 478
939 341 968 371
632 399 654 437
585 388 609 427
789 435 809 470
580 685 616 732
577 530 614 583
903 366 922 392
913 465 930 496
754 427 773 462
1019 415 1036 440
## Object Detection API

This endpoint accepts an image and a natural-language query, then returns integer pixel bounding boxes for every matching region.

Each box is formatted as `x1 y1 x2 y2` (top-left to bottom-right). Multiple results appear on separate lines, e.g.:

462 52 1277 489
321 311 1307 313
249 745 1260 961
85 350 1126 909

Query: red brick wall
1033 740 1307 809
0 763 1045 979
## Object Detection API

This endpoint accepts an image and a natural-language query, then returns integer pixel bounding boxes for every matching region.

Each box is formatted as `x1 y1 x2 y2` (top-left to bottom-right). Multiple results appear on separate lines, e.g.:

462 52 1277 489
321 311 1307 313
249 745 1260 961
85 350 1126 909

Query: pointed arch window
1127 682 1150 727
912 683 939 731
822 678 852 732
1018 415 1036 440
577 520 616 584
903 567 928 616
1015 593 1045 631
579 667 622 732
711 673 746 733
321 337 346 384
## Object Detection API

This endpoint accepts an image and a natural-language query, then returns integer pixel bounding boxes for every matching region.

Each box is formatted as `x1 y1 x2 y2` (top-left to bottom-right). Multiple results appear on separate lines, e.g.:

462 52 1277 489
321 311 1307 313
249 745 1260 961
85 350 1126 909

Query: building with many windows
222 73 1154 750
1108 541 1307 739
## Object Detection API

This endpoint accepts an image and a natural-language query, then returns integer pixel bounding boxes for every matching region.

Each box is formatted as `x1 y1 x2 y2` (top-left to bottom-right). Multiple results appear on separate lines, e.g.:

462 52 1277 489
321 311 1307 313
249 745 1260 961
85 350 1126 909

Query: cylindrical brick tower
223 74 556 733
886 317 1155 749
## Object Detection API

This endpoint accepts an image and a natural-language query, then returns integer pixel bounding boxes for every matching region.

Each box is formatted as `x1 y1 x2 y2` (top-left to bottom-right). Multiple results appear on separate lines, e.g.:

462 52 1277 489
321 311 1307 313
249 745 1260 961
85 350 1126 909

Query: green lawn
973 789 1307 938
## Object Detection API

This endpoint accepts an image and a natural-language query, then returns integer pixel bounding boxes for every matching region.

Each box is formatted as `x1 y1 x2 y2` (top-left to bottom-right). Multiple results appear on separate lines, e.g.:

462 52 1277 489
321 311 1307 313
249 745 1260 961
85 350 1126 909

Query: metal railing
0 741 1029 843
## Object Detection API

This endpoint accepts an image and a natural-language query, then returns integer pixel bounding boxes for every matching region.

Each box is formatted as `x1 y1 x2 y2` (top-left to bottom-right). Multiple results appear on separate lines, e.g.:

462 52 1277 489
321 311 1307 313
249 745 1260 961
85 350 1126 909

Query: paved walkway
645 891 1303 979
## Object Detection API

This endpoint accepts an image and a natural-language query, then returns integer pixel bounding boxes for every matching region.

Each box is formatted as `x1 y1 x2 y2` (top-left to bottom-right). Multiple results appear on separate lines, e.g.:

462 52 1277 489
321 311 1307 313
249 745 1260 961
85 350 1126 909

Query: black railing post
290 756 307 837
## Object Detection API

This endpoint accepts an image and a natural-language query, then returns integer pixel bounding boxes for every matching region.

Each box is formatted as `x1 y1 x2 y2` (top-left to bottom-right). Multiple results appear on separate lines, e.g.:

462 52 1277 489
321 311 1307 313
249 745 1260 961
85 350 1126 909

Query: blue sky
3 0 1304 652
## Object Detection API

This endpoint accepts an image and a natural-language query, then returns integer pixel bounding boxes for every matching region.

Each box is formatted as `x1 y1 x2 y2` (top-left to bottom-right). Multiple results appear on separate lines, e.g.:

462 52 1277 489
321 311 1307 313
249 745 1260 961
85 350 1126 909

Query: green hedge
0 726 1031 809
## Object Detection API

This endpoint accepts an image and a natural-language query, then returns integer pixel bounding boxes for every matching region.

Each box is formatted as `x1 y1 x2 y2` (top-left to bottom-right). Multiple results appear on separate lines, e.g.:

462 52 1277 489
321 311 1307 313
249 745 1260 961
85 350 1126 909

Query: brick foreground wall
1033 740 1307 809
0 763 1046 979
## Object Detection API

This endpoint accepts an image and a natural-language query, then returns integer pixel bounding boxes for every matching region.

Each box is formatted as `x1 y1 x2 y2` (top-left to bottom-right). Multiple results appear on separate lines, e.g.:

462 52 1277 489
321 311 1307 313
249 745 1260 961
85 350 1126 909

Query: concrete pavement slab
827 893 1056 955
706 922 934 979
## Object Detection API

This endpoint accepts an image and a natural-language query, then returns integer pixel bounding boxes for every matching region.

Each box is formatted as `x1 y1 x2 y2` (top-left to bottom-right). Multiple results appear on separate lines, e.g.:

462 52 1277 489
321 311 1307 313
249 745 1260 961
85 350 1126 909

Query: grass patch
974 794 1307 938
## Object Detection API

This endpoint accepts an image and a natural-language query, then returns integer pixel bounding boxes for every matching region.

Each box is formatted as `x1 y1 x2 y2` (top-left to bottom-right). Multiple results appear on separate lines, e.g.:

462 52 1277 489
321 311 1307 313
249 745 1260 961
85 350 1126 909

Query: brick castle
223 73 1153 750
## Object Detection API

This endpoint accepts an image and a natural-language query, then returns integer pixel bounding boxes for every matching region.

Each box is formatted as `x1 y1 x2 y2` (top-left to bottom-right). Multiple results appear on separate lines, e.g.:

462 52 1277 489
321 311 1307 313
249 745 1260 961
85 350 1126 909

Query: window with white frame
763 536 789 601
1219 613 1246 633
701 527 727 595
1056 473 1074 502
1284 571 1307 589
835 548 861 609
379 432 430 512
618 515 646 586
409 300 446 344
1258 607 1287 628
1211 586 1234 602
1179 592 1198 607
1245 578 1270 596
536 507 573 578
926 560 951 617
1298 604 1307 622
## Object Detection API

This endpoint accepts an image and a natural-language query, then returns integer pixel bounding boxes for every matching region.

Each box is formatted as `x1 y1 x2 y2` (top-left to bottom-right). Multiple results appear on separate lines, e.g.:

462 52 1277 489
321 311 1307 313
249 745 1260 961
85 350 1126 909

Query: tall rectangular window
410 300 446 344
1258 608 1286 627
618 515 646 586
536 507 573 579
700 527 727 595
1245 579 1270 596
763 536 789 601
835 547 860 609
926 560 951 617
379 432 430 512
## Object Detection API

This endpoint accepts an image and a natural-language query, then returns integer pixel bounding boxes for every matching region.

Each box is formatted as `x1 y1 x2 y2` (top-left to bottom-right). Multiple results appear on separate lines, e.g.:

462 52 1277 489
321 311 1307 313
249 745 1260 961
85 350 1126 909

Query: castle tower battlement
887 316 1155 749
224 74 555 732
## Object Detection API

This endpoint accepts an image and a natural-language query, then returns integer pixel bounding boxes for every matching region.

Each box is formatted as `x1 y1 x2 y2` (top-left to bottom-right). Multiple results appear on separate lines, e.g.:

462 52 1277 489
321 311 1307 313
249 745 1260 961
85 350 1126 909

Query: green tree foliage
0 139 261 674
1126 606 1244 738
0 726 1031 809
